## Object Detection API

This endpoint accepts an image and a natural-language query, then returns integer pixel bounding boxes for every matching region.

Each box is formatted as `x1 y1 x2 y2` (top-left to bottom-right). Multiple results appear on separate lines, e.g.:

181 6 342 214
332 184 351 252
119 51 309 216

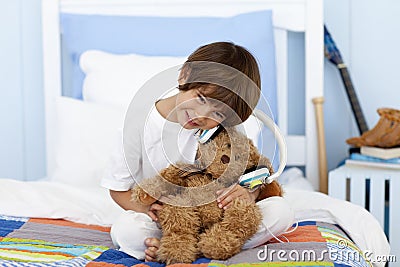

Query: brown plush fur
131 127 282 264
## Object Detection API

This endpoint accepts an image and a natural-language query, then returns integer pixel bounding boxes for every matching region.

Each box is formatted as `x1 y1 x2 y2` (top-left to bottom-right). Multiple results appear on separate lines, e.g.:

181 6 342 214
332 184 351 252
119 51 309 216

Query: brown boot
346 108 400 148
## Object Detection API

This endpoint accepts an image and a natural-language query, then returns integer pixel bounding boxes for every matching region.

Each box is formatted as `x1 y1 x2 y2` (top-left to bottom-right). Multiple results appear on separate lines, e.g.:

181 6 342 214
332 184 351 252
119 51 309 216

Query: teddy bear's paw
158 206 200 233
223 200 262 237
157 233 199 264
198 226 243 260
197 202 223 229
138 192 158 205
131 185 160 205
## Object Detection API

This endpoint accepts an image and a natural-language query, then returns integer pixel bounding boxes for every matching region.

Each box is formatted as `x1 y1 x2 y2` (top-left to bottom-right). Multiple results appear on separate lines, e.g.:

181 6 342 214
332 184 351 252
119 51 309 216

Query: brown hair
179 42 261 126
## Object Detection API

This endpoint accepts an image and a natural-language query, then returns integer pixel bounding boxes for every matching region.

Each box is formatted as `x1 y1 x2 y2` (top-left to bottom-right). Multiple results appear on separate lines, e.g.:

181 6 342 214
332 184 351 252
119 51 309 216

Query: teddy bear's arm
162 162 204 185
256 180 283 201
255 155 283 201
131 162 204 205
131 176 162 205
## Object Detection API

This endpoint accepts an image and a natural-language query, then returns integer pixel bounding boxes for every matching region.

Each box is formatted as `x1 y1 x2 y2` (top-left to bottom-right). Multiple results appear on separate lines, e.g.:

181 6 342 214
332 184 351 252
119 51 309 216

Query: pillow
80 50 263 147
60 10 277 122
80 50 186 109
50 96 125 188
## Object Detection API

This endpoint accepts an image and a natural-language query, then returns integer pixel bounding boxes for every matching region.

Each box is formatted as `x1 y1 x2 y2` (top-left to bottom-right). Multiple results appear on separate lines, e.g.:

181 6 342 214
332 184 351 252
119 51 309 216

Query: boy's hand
144 237 160 262
147 202 163 221
216 184 259 209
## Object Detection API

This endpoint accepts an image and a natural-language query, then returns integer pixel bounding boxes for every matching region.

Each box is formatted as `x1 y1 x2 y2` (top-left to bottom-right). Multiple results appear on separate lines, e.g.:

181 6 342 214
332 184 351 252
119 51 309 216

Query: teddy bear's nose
221 155 230 164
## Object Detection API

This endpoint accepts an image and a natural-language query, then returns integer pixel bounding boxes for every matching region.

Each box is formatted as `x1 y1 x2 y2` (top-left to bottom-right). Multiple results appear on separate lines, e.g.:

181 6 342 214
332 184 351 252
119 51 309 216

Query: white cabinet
329 164 400 263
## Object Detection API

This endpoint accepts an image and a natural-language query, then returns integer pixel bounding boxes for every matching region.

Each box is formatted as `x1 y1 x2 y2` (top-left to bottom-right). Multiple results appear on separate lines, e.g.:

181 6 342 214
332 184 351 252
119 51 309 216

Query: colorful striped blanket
0 215 372 266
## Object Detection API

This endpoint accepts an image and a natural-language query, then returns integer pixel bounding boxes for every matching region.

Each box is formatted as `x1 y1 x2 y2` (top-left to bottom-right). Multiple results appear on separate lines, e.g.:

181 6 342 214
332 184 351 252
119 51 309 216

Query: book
350 153 400 164
345 159 400 170
360 146 400 160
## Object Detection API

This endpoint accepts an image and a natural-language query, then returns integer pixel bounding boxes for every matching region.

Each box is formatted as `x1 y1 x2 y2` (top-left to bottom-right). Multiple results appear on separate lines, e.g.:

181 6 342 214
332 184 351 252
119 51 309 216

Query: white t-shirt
101 103 199 191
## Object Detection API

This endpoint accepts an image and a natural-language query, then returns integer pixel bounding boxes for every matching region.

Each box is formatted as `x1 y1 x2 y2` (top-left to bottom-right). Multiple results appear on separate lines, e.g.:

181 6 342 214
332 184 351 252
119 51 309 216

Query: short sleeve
101 128 138 191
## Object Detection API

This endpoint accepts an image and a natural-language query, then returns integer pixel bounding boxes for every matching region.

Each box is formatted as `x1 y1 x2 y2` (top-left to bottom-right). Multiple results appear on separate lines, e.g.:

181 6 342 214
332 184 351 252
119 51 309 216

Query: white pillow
79 50 262 150
50 96 125 188
80 50 187 109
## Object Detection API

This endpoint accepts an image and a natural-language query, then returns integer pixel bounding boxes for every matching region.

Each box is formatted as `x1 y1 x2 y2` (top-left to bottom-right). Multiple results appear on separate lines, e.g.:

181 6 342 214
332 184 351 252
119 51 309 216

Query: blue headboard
60 10 277 119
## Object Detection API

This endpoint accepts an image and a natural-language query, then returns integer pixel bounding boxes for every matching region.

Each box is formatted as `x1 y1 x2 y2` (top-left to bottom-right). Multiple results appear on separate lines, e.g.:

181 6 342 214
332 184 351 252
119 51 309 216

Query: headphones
238 166 271 190
194 109 287 189
194 125 223 144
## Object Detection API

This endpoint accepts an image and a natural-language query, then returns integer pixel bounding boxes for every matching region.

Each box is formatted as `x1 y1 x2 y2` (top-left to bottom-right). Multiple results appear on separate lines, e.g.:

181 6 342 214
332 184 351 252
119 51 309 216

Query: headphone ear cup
207 125 224 141
195 125 223 144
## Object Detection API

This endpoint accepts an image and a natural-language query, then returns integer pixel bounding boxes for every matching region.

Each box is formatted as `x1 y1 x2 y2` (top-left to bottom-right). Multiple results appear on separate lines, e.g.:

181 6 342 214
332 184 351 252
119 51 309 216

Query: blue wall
324 0 355 170
0 0 24 179
0 0 399 180
0 0 45 181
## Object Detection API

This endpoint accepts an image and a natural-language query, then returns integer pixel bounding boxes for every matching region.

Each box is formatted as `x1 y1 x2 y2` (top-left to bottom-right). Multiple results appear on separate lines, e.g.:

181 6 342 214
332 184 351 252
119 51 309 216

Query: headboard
41 0 324 189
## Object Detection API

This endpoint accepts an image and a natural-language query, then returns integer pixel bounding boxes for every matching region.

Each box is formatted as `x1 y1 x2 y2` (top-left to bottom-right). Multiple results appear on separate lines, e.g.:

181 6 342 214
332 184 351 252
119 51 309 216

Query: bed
0 0 390 266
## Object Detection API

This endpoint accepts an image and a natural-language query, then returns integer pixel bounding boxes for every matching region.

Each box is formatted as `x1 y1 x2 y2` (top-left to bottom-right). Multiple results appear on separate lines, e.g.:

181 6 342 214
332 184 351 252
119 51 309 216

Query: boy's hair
179 42 261 126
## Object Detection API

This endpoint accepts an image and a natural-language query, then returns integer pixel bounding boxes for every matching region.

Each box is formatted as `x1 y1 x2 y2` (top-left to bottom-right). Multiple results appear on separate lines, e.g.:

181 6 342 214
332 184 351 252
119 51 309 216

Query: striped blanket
0 215 113 266
0 215 372 267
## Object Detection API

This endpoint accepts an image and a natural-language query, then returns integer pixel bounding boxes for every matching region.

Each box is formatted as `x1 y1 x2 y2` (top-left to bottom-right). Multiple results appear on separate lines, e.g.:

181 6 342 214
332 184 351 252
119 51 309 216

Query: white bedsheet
0 178 123 226
284 189 389 267
0 172 389 266
278 169 389 266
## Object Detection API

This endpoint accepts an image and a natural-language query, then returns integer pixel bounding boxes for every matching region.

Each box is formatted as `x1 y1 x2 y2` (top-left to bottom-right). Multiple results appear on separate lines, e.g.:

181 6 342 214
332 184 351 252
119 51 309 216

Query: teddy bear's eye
226 143 231 148
221 155 230 164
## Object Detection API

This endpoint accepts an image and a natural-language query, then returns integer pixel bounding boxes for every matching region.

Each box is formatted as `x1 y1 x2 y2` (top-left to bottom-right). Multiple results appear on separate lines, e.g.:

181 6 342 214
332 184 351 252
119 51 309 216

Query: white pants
110 196 294 260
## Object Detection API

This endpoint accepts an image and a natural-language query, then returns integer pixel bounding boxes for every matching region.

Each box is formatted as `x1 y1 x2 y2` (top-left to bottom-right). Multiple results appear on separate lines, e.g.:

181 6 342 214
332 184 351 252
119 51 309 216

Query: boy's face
175 88 226 130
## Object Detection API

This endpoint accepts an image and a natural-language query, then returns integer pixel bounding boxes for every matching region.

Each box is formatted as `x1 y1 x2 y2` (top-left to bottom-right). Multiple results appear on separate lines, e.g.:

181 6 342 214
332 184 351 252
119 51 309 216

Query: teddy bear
131 127 282 265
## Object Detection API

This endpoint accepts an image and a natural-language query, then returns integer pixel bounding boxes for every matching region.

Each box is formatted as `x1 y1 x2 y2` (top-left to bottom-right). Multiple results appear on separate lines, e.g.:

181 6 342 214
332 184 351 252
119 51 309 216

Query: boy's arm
109 190 161 221
110 190 140 211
